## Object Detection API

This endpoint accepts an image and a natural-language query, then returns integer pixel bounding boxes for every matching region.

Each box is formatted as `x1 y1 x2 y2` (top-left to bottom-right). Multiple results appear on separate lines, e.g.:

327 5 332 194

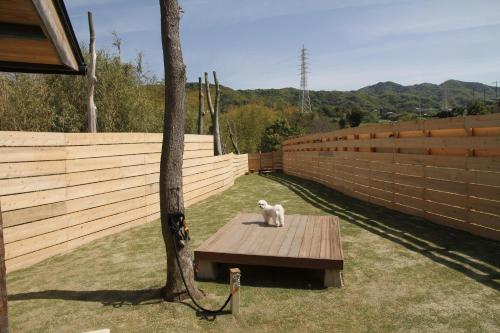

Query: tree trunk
159 0 202 302
87 11 97 133
0 202 8 333
197 76 204 135
227 120 240 154
212 71 223 155
204 72 222 156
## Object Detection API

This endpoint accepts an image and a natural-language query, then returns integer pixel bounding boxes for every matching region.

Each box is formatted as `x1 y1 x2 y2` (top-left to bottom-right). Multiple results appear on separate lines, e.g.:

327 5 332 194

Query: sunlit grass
7 173 500 332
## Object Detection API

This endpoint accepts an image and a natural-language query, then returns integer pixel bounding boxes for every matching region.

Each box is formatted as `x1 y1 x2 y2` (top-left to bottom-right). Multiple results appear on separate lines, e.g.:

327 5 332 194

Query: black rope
169 213 233 315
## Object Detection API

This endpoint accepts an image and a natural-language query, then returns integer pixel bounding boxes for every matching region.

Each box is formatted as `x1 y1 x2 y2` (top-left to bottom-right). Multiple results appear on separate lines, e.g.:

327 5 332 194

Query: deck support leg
324 269 343 288
196 261 217 280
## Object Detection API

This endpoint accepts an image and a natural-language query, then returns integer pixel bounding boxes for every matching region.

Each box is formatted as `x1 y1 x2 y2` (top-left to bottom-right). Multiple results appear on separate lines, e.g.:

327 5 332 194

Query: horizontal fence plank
0 132 248 272
282 114 500 241
0 131 66 147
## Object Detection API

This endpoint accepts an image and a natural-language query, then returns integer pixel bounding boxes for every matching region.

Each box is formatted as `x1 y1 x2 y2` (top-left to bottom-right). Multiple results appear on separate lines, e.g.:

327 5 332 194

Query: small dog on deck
258 200 285 227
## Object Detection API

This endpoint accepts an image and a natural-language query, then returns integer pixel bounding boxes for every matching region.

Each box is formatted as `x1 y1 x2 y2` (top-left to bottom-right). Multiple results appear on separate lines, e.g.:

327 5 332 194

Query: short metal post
229 268 240 316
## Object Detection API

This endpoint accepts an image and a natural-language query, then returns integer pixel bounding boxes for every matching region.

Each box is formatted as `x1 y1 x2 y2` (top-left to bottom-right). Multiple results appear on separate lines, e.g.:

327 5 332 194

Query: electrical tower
298 45 312 113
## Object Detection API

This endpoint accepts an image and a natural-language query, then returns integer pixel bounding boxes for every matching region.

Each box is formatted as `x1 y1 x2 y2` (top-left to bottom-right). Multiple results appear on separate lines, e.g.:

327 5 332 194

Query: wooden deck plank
196 213 242 252
298 216 315 258
216 214 252 253
195 214 343 271
330 216 343 260
247 222 274 255
235 218 267 254
287 215 308 257
258 218 286 255
266 216 292 255
278 215 301 256
309 217 323 258
319 217 330 259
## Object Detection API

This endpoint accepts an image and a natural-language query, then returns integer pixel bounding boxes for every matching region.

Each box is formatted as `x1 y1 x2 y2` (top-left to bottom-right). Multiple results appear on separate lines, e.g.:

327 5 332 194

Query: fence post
259 151 262 172
230 268 240 316
0 201 8 333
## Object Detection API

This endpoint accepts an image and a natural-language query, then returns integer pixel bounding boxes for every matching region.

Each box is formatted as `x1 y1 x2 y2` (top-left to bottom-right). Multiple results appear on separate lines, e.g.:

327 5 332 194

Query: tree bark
204 72 222 155
0 202 8 333
87 11 97 133
159 0 202 301
212 71 223 155
227 120 240 154
197 76 204 134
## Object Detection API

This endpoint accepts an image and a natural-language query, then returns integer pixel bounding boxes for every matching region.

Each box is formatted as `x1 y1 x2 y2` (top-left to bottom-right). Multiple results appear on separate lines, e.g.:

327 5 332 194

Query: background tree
259 119 297 152
347 109 363 127
222 104 277 153
87 11 97 132
204 72 222 155
158 0 202 301
338 117 346 129
112 31 122 59
227 120 240 154
197 76 204 134
466 101 487 115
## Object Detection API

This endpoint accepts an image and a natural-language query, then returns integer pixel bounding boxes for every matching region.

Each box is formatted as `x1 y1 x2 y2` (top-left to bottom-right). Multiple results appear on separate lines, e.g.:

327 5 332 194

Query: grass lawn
7 173 500 332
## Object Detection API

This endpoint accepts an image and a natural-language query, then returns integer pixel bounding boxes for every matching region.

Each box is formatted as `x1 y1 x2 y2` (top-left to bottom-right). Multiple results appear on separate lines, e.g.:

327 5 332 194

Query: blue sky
66 0 500 91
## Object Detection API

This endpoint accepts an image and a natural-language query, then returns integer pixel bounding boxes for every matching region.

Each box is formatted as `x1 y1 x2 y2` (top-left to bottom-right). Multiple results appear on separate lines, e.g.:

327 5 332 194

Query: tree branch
204 72 214 117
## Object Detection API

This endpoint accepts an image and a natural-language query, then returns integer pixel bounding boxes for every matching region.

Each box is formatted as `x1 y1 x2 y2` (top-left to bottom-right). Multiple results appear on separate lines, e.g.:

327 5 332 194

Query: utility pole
298 45 312 113
493 81 498 99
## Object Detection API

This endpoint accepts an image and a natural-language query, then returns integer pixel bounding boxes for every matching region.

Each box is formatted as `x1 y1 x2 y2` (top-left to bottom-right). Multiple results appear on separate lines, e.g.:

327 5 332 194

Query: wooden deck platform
194 213 344 287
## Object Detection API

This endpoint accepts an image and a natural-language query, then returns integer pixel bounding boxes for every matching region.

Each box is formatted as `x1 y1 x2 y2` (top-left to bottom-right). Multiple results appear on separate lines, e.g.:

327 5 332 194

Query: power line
298 45 312 113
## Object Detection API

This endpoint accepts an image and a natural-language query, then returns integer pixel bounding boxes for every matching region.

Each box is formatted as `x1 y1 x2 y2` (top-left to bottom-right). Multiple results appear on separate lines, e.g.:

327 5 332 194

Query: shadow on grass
179 301 231 321
9 288 233 319
9 288 164 307
265 173 500 291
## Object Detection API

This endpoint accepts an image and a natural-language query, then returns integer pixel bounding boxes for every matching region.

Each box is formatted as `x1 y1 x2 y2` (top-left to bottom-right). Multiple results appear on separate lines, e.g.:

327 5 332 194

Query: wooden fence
0 132 248 272
248 152 283 171
283 114 500 241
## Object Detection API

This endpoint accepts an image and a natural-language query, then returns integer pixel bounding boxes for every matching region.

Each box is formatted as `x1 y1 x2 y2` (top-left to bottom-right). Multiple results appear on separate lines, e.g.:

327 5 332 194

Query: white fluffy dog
258 200 285 227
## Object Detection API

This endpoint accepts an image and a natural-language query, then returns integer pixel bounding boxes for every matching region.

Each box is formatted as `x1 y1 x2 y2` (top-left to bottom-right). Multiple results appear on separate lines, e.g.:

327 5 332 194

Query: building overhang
0 0 86 75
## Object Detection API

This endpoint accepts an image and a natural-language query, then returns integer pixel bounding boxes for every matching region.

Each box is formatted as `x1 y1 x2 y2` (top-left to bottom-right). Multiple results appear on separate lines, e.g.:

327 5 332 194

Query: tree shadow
264 173 500 290
9 287 234 319
8 288 164 307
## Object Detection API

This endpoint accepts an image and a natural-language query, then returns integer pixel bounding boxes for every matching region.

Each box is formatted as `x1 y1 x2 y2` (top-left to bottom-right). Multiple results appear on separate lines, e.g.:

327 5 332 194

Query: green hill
185 79 498 119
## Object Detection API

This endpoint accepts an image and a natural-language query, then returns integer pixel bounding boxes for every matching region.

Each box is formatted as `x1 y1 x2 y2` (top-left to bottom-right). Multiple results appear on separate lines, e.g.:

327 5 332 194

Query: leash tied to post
168 213 237 316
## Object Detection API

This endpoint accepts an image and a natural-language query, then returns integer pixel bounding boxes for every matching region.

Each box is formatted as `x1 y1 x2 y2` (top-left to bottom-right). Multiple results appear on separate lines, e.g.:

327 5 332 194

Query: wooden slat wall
283 114 500 241
248 152 283 171
232 154 249 179
0 132 248 272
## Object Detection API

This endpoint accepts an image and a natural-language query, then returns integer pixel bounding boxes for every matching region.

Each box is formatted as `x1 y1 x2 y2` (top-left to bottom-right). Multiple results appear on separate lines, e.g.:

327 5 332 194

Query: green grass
7 173 500 332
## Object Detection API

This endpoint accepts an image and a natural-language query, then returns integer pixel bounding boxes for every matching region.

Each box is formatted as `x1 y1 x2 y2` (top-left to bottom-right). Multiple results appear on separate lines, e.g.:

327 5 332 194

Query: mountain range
185 79 498 118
